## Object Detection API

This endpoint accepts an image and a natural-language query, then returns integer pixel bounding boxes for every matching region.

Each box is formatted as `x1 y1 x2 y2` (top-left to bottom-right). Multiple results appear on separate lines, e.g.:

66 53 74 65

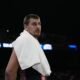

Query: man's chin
34 33 41 38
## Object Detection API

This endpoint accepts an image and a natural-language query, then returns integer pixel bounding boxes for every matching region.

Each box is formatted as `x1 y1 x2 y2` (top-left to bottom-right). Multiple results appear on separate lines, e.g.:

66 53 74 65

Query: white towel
12 30 51 76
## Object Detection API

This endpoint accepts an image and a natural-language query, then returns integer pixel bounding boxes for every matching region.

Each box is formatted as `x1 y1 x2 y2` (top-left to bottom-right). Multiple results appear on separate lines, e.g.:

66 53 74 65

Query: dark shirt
17 67 41 80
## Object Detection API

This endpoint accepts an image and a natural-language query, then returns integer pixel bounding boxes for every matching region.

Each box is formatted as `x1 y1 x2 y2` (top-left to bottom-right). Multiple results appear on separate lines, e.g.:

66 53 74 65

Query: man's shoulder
14 33 32 44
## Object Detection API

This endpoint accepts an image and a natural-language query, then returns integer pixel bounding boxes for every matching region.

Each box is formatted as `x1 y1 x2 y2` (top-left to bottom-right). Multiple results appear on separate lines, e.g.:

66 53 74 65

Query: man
5 14 51 80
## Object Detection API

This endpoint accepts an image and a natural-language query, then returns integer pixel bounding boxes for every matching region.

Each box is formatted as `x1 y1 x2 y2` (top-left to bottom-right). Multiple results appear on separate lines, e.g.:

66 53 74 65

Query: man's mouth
35 28 41 32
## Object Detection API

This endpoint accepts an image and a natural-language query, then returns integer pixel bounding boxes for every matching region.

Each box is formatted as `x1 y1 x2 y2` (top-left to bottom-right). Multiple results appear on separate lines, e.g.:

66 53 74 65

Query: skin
5 49 19 80
24 18 41 37
5 18 46 80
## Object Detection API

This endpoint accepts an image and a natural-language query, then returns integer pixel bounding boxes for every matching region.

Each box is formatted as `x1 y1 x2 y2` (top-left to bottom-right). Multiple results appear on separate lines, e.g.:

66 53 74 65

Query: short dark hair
23 14 40 25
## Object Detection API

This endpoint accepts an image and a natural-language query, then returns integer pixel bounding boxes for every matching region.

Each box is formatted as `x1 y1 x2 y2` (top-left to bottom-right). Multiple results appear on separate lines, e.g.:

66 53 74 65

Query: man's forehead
29 18 41 23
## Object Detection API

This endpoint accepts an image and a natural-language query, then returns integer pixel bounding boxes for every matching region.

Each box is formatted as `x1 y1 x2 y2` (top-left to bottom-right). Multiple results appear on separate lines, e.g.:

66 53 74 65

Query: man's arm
41 75 47 80
5 49 19 80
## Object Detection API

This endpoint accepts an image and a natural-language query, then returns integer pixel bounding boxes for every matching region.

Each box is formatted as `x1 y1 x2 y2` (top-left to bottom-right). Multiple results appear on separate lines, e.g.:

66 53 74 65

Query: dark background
0 0 80 80
0 0 80 43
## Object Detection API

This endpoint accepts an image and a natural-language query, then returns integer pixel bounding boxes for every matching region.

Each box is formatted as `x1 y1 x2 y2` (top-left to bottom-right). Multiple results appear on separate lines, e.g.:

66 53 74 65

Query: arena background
0 0 80 80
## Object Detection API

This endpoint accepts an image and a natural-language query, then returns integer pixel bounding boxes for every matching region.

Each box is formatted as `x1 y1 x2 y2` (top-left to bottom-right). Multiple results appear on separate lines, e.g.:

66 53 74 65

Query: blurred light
0 43 1 48
1 42 53 50
3 43 12 48
40 44 43 49
43 44 52 50
6 29 9 32
68 44 77 49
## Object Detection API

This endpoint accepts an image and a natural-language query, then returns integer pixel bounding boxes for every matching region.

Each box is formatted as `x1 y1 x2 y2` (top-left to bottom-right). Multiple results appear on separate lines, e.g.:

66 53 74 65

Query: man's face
26 18 41 37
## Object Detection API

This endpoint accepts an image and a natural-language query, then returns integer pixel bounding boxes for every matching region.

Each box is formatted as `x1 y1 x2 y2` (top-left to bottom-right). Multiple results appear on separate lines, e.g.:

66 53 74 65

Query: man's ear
24 24 28 31
24 24 27 29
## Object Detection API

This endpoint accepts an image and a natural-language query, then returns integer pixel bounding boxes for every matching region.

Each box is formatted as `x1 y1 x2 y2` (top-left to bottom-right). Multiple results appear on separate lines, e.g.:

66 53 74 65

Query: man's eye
38 22 41 25
32 23 37 26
